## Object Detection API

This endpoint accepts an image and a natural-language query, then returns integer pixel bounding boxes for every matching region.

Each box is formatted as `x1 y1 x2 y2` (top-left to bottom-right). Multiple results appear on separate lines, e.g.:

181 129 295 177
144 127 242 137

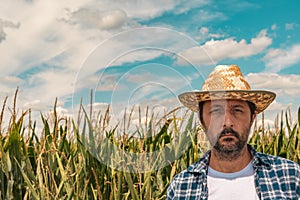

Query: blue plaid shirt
167 145 300 199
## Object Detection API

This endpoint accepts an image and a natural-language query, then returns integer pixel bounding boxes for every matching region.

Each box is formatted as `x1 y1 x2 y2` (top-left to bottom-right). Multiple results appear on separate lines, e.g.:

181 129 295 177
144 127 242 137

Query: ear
197 110 201 121
197 110 207 130
250 110 258 125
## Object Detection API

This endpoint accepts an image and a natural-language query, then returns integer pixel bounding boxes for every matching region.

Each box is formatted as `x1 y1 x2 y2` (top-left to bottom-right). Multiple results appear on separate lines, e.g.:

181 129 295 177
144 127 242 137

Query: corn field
0 90 299 199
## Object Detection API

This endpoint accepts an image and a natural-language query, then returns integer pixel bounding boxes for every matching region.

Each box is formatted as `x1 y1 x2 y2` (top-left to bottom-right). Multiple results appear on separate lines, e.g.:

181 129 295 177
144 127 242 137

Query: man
167 65 300 199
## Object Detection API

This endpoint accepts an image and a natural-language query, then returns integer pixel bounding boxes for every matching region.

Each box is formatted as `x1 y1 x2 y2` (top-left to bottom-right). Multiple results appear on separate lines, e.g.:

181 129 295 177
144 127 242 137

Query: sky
0 0 300 129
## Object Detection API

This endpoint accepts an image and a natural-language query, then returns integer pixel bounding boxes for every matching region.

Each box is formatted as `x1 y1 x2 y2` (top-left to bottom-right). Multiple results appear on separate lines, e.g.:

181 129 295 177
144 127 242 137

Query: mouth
220 134 237 142
220 133 236 139
217 129 239 142
218 128 239 137
220 134 236 138
212 128 240 146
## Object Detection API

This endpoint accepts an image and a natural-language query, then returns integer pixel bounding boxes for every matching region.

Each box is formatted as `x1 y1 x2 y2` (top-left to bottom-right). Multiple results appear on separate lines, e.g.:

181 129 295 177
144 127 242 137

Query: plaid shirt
167 145 300 200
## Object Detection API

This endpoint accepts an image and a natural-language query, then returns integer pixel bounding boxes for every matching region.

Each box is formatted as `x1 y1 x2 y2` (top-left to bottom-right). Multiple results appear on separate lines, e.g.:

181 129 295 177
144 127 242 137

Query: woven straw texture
178 65 276 113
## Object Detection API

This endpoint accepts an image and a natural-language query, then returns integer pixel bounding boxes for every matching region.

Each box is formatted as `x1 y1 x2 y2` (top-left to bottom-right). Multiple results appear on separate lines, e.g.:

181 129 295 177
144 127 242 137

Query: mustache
217 128 239 139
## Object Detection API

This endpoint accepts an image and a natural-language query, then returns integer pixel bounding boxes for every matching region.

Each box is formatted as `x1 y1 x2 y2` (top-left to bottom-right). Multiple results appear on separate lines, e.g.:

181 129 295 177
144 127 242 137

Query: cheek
242 124 252 138
204 125 220 145
204 116 223 130
205 132 218 146
202 114 214 129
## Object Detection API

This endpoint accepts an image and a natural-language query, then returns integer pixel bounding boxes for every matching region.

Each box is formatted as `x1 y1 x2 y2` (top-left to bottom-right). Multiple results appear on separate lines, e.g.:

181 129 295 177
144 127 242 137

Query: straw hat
178 65 276 113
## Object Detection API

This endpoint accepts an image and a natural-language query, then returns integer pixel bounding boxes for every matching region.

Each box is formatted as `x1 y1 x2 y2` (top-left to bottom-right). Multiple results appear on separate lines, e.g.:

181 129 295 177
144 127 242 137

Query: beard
211 127 250 160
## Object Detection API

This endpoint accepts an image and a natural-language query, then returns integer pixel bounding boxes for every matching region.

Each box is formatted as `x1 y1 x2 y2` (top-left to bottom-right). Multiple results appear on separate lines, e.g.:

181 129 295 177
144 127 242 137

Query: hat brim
178 90 276 113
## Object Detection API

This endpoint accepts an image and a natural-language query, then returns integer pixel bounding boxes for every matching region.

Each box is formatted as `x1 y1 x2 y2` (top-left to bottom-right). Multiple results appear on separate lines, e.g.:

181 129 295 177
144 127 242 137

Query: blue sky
0 0 299 126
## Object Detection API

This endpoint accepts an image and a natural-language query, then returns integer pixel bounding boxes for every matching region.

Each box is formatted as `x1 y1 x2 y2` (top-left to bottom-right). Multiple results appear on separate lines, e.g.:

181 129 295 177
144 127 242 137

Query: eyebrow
210 104 246 109
210 104 223 109
231 104 246 109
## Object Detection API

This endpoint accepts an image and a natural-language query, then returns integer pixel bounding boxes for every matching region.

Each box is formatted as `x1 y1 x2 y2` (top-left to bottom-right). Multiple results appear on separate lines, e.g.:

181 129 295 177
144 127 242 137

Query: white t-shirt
207 161 259 200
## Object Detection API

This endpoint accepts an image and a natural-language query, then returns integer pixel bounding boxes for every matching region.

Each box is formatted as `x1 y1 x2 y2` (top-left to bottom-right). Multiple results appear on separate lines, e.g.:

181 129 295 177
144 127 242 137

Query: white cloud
23 99 43 110
65 8 127 30
72 26 202 98
285 23 296 30
271 24 277 30
178 29 272 65
0 1 94 74
88 102 109 109
1 76 24 85
0 0 208 116
263 44 300 72
78 96 182 132
75 0 186 22
0 1 126 117
110 49 167 67
0 18 20 42
198 26 225 40
13 69 76 113
245 72 300 121
173 0 209 14
0 0 298 130
113 0 175 20
98 0 208 20
246 73 300 96
200 27 209 35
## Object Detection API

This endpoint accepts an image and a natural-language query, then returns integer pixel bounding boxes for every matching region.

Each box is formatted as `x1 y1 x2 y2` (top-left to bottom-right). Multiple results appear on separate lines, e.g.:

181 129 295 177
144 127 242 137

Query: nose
223 110 234 128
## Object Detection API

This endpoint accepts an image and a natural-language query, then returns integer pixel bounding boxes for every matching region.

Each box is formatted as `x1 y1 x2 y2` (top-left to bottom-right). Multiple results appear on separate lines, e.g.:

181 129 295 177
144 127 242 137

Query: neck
209 145 252 173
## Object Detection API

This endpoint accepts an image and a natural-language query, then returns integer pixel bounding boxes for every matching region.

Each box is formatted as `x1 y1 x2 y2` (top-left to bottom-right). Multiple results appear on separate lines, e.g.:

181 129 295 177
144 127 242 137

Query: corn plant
250 107 300 163
0 90 299 199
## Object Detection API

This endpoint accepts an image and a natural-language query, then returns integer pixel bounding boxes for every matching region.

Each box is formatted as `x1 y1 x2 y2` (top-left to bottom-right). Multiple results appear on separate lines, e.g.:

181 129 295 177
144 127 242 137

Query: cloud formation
0 18 20 42
178 29 272 65
263 44 300 72
65 8 127 30
245 72 300 122
0 0 299 127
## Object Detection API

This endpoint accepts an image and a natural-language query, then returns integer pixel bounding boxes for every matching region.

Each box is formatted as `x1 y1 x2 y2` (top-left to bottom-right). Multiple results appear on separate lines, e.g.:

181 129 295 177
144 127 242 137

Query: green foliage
249 108 300 164
0 91 299 199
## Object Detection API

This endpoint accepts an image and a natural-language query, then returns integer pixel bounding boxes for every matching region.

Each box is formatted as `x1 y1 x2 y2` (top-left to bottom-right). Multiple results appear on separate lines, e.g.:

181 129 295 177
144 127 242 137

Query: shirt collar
187 150 210 174
249 145 272 169
187 144 272 174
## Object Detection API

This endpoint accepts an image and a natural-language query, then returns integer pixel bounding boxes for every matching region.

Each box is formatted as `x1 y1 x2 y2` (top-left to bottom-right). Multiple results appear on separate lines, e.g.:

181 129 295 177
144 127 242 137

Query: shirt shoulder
255 151 300 171
166 154 209 199
170 160 204 183
254 151 300 198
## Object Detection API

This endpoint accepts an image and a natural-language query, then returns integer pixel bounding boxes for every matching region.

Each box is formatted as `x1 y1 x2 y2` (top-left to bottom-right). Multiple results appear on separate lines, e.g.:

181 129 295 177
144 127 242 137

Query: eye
233 108 243 113
210 108 223 114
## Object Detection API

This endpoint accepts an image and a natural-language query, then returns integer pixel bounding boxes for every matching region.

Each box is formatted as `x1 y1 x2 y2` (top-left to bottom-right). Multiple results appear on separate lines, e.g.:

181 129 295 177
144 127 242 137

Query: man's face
201 99 256 157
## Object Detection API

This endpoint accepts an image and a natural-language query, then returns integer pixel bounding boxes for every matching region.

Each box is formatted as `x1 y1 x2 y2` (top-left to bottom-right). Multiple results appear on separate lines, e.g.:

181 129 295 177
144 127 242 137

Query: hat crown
202 65 251 91
178 64 276 113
